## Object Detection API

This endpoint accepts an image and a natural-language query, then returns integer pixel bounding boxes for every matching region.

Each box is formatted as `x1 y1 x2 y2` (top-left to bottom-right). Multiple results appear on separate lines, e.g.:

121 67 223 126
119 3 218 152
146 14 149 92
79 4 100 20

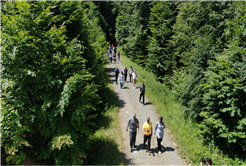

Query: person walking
113 51 116 63
114 67 120 85
109 43 111 51
143 117 152 153
109 53 112 63
119 71 125 88
132 70 137 89
139 82 145 105
126 113 139 152
117 51 120 61
124 67 128 82
154 116 165 154
128 66 133 82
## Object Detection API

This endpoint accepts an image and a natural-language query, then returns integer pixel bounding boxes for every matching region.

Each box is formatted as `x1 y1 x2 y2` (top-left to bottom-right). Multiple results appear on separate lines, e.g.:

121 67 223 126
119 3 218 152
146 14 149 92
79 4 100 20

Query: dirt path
107 59 185 165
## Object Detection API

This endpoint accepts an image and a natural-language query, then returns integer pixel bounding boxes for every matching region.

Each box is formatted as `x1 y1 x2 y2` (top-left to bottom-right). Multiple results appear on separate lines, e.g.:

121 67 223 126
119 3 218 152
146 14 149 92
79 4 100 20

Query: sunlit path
107 59 185 165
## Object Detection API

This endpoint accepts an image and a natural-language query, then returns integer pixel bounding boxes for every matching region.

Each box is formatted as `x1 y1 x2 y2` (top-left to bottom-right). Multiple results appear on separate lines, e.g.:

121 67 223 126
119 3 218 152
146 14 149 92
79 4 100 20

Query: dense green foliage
1 1 245 165
115 1 246 164
115 1 151 65
1 1 109 164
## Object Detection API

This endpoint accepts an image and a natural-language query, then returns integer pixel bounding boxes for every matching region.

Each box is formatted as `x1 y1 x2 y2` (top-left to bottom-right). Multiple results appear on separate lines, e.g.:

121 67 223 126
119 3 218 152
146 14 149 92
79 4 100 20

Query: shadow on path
144 102 152 105
163 146 175 152
114 92 126 108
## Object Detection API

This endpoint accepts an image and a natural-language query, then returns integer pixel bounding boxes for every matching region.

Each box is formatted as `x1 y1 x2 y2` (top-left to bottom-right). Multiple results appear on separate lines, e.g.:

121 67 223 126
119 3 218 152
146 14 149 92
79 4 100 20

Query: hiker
143 117 152 153
108 43 111 50
118 51 120 61
132 70 137 89
109 53 112 63
114 67 120 85
119 71 125 88
154 116 165 154
128 66 133 82
139 82 145 105
107 48 110 57
126 113 139 152
113 51 116 63
124 67 127 82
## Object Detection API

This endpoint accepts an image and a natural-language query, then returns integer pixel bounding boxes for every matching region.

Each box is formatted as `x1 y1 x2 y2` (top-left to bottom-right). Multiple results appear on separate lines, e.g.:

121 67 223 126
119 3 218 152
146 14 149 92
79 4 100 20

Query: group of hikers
110 44 165 155
113 66 146 104
107 43 120 63
108 44 214 163
127 114 165 154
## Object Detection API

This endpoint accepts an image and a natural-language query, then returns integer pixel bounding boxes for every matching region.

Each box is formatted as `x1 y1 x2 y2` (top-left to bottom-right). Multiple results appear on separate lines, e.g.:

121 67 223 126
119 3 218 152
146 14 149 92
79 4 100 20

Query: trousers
115 74 118 84
129 131 137 149
144 135 152 151
157 138 163 151
139 93 145 104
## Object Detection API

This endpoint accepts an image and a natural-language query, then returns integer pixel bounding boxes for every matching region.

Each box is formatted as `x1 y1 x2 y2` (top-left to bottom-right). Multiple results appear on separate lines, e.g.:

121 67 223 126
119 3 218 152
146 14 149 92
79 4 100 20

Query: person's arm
151 125 153 136
154 123 157 135
162 122 165 129
142 124 146 135
126 120 129 131
137 120 139 133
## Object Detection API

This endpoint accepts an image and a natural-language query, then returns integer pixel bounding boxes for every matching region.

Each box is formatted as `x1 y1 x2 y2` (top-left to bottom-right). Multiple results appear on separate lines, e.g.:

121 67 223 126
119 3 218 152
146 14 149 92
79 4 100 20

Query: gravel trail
107 59 185 165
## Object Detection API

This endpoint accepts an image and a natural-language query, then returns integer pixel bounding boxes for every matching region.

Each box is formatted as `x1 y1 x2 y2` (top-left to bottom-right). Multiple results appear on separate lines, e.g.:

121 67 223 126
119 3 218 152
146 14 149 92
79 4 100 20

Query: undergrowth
84 83 126 165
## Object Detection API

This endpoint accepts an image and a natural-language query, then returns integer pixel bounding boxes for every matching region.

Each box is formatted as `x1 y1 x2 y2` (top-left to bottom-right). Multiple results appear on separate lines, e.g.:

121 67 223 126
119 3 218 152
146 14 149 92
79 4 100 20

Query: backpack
129 117 139 131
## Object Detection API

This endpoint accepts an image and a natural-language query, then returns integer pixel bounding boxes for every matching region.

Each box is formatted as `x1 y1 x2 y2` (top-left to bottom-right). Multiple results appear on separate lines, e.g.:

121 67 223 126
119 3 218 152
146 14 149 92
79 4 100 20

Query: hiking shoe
131 148 133 152
158 151 161 154
134 145 136 148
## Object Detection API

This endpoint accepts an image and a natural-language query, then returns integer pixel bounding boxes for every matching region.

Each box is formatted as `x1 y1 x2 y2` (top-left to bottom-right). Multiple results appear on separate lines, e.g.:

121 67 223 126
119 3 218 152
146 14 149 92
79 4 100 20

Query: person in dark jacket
139 82 145 105
124 67 128 82
114 67 120 85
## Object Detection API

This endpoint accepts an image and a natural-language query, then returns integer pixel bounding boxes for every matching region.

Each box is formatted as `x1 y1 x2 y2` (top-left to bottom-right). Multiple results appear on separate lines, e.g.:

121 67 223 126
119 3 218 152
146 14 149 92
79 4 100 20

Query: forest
1 1 245 165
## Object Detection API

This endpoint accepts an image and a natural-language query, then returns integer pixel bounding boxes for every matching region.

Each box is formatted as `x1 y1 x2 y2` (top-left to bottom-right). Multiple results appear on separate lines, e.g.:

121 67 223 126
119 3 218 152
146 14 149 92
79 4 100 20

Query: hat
133 113 136 117
146 117 150 120
159 116 163 120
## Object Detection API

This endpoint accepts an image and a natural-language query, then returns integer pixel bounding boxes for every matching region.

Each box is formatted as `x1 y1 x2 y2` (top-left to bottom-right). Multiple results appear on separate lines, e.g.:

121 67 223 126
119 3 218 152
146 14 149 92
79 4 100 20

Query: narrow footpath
107 58 185 165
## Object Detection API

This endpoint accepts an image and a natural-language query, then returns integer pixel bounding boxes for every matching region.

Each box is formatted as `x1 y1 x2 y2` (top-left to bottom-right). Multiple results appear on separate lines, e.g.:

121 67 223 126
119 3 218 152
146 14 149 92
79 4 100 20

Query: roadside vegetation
84 84 125 165
121 54 246 165
1 1 121 165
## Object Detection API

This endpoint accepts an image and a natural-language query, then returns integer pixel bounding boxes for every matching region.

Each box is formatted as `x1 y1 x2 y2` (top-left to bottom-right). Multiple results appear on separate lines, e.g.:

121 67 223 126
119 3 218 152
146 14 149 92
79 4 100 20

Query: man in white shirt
132 70 137 89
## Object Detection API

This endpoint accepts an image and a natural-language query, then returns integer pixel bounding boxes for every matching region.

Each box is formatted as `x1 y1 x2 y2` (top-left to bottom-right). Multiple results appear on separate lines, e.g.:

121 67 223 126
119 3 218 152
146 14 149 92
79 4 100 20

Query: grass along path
120 54 240 165
83 83 126 165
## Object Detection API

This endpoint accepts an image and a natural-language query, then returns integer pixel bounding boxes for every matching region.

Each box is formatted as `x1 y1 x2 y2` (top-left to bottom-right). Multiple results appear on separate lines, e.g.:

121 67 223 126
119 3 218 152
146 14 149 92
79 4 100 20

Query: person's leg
125 74 127 82
132 131 136 147
129 131 133 151
143 94 145 104
157 138 161 151
143 135 147 145
129 74 132 82
160 138 163 151
147 135 151 151
115 75 118 84
139 94 142 102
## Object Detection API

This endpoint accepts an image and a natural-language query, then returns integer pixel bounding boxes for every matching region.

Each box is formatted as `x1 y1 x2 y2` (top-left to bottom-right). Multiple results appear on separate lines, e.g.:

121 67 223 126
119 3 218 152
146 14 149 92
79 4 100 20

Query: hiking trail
107 58 185 165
